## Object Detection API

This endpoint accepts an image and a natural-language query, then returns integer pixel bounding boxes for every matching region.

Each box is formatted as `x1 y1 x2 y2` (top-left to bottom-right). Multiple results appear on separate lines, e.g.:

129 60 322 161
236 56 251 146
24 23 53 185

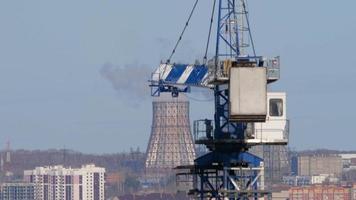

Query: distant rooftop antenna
5 140 11 163
63 146 67 166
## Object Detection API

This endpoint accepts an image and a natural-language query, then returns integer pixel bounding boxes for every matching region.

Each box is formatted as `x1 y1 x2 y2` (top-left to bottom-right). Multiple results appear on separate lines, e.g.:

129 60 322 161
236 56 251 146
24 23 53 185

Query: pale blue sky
0 1 355 153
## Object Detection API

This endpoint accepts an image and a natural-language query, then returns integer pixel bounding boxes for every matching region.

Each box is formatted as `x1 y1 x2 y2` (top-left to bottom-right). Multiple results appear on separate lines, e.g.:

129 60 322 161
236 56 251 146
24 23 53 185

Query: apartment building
24 164 105 200
0 182 34 200
289 185 352 200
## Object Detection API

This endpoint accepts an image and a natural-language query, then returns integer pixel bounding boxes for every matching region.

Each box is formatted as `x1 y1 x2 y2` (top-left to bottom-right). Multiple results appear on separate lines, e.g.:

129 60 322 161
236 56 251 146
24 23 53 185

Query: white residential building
24 164 105 200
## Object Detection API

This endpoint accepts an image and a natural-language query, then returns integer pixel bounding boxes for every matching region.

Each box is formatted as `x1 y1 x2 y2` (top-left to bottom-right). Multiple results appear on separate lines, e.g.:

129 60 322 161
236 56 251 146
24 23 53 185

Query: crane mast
149 0 288 199
213 0 255 152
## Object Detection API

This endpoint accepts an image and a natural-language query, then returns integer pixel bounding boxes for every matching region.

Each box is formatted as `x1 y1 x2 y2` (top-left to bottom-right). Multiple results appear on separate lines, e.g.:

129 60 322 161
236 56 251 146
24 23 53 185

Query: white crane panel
229 67 267 122
247 92 288 145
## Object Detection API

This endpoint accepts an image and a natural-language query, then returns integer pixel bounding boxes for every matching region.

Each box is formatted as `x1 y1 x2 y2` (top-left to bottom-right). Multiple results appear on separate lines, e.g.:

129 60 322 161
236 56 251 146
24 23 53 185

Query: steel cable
166 0 200 64
203 0 217 65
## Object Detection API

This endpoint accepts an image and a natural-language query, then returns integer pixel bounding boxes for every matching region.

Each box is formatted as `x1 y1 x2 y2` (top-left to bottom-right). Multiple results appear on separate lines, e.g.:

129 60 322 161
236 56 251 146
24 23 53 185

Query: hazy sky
0 1 355 153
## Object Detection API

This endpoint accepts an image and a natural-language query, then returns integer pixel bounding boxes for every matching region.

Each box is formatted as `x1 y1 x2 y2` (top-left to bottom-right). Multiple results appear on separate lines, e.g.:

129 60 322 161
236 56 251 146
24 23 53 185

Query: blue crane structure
149 0 286 199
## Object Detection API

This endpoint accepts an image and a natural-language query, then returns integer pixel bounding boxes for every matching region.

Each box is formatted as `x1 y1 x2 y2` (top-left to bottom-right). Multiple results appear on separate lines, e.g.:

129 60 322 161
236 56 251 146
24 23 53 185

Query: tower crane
149 0 289 199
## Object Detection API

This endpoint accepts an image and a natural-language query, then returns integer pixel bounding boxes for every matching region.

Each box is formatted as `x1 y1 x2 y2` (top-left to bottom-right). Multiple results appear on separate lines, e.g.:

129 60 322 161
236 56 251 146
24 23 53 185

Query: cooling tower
145 93 195 176
249 145 290 186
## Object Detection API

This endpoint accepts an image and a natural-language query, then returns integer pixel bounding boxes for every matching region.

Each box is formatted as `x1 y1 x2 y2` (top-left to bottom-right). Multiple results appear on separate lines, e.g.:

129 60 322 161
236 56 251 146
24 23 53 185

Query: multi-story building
282 176 311 186
0 182 34 200
24 164 105 200
298 155 342 178
289 185 352 200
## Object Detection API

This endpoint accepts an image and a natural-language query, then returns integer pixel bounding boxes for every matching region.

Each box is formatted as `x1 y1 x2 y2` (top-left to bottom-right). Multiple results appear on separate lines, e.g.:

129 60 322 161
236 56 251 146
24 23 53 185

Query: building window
65 175 72 184
79 185 83 200
269 99 283 117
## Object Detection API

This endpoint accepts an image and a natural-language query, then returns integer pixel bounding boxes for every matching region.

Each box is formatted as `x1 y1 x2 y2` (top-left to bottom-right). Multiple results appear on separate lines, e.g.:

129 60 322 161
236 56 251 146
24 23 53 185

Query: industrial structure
0 141 12 177
145 94 196 178
149 0 289 199
249 144 290 187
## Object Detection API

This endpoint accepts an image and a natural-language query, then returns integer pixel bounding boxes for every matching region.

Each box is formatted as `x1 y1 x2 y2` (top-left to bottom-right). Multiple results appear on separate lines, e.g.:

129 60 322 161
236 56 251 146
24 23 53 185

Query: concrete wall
298 155 342 177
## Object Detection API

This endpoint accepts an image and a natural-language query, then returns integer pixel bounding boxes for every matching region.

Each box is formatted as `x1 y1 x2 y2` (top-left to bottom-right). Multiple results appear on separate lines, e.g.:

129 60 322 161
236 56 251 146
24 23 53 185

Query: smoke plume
100 63 152 101
100 62 214 103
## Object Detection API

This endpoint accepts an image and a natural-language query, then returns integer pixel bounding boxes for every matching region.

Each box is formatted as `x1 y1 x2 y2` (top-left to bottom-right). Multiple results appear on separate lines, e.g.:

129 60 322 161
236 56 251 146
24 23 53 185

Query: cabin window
269 99 283 117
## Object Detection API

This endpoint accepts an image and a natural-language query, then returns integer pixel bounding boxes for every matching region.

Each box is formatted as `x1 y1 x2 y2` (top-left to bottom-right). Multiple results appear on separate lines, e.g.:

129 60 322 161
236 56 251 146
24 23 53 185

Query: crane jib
153 64 210 88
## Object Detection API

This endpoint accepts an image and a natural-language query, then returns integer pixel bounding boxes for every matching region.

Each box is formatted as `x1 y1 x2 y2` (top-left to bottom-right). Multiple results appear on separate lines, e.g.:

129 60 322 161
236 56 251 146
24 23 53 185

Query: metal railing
250 119 290 145
193 119 290 145
266 56 280 81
